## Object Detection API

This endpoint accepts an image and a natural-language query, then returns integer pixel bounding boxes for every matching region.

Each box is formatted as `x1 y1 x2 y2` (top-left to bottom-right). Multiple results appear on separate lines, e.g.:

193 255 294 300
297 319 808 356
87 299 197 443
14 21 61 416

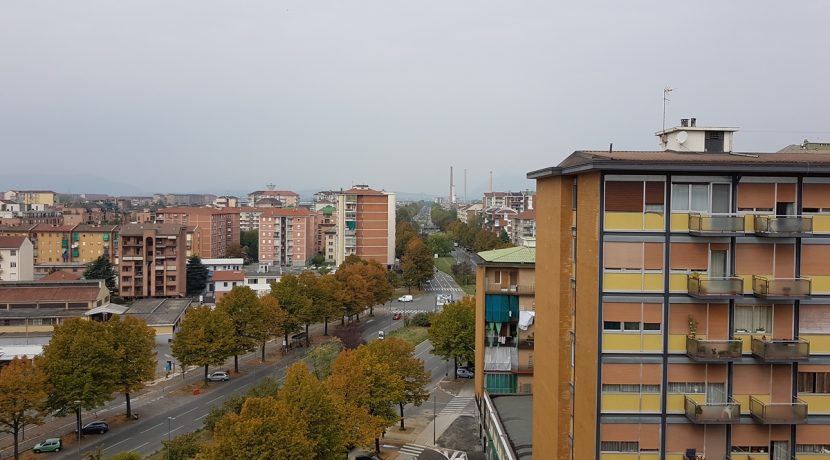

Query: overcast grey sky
1 1 828 197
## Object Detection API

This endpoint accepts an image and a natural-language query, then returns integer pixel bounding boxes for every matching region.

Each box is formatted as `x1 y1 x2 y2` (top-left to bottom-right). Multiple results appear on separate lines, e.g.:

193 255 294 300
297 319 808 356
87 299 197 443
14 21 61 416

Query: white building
201 258 245 272
0 236 34 281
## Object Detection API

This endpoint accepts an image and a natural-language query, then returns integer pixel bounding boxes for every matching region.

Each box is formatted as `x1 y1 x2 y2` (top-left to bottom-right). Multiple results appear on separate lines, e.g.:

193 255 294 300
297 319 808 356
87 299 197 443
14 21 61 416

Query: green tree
216 286 263 372
171 307 236 382
401 238 433 291
305 339 342 380
314 274 346 335
427 233 454 257
240 230 259 262
186 256 209 296
430 204 457 230
271 274 311 348
499 228 511 244
225 242 248 260
309 252 326 267
252 295 288 361
428 297 475 377
83 255 117 295
38 318 118 433
107 316 156 419
334 262 373 322
0 357 48 460
367 338 429 431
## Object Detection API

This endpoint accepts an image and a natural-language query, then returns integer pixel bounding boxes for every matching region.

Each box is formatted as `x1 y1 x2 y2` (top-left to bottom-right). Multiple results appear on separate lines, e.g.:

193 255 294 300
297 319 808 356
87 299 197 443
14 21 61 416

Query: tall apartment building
510 210 537 247
119 223 187 299
156 208 239 258
2 190 57 207
248 190 299 207
258 209 317 266
316 205 337 263
335 186 395 267
528 122 830 459
0 236 34 281
483 190 534 213
0 224 119 265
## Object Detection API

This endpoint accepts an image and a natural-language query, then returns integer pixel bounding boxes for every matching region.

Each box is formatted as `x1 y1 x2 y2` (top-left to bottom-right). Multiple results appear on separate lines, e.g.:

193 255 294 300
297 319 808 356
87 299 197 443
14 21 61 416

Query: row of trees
199 337 429 459
0 316 156 460
172 255 396 379
446 216 512 252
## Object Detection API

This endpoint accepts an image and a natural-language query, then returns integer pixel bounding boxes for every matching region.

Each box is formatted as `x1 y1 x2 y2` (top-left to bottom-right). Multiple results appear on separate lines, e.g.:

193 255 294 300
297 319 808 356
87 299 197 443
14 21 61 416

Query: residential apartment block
248 189 299 207
2 190 57 206
156 208 239 259
510 210 537 247
258 208 317 266
483 190 534 213
335 186 395 267
119 223 188 299
0 236 34 281
0 224 119 265
528 123 830 460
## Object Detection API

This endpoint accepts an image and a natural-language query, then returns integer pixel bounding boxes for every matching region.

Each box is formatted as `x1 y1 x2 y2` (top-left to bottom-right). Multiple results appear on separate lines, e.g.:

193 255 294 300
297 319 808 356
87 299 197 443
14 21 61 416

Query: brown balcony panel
484 282 535 295
748 396 807 424
751 337 809 362
684 396 740 424
751 276 811 299
688 214 746 235
517 339 535 350
754 215 813 237
686 337 742 361
687 276 743 299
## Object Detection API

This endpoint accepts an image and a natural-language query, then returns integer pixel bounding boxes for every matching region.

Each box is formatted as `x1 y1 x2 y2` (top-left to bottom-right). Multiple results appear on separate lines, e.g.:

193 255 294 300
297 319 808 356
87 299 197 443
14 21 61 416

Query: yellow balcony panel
743 214 756 233
812 215 830 234
645 213 664 231
601 393 660 413
600 454 642 460
800 394 830 415
605 212 645 231
669 273 688 292
669 334 696 353
602 333 642 353
796 455 830 460
642 394 661 412
734 334 753 355
604 273 644 292
642 334 662 352
643 273 664 292
664 454 686 460
671 213 690 232
801 334 830 354
731 455 768 460
666 394 687 413
733 394 752 415
808 275 830 294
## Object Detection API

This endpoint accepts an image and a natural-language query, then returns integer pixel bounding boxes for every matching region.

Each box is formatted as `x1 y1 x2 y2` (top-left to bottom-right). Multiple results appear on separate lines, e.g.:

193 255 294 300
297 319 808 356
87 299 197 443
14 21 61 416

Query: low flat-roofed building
482 393 532 460
201 258 244 272
0 345 44 365
0 279 110 334
125 298 191 341
208 270 245 301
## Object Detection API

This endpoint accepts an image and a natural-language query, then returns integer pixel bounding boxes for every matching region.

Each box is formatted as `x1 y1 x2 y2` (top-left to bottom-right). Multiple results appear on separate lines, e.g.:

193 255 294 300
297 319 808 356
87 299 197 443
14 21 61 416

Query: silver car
207 371 229 381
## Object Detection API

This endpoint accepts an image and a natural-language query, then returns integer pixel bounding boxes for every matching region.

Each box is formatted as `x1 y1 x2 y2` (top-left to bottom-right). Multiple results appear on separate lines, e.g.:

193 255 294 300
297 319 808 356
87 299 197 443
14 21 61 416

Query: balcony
517 338 535 350
688 214 746 235
749 396 807 424
687 276 743 299
751 337 810 362
484 282 535 295
684 395 741 424
751 275 811 299
485 336 516 347
686 336 743 361
754 215 813 237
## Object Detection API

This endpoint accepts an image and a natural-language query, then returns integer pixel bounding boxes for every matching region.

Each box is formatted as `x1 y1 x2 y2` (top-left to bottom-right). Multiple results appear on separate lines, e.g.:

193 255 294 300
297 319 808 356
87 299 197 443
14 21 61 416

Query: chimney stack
680 118 689 127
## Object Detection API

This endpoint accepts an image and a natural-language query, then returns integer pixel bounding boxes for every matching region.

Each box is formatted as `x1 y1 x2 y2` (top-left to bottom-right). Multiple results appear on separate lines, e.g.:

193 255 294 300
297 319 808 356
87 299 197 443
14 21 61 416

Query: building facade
335 186 395 267
0 236 34 281
528 124 830 460
258 209 317 266
156 208 239 259
248 190 299 207
0 224 119 266
119 224 188 299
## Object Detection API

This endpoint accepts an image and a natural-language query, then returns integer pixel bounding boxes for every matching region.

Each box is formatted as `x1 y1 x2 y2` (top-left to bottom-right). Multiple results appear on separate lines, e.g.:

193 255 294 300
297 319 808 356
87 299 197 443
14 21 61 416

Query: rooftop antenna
266 183 276 191
662 86 673 132
464 168 467 204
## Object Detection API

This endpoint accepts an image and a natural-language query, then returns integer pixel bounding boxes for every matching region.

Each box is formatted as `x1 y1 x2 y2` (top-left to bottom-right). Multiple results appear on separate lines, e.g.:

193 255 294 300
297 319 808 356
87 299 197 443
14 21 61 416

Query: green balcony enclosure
485 295 519 322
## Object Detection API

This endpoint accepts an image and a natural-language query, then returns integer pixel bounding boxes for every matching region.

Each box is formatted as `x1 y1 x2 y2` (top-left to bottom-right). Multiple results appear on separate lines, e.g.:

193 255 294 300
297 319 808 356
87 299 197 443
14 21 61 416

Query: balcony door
772 441 789 460
709 250 728 278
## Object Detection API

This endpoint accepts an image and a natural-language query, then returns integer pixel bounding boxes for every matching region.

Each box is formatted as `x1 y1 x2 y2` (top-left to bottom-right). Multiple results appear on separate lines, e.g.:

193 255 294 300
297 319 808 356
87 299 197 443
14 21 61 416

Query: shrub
411 312 432 327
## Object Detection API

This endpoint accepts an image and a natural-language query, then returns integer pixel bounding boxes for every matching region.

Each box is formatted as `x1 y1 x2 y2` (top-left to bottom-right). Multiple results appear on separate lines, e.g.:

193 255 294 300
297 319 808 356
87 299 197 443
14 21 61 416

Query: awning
84 303 129 316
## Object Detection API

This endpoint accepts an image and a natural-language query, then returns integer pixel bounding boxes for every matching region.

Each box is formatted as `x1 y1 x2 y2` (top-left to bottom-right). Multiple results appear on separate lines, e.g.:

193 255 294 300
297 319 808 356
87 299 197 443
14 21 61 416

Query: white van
398 295 413 302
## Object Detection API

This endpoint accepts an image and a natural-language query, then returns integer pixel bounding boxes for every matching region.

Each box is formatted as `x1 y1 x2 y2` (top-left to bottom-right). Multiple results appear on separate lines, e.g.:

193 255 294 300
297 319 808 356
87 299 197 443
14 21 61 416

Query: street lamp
74 400 82 460
167 416 175 460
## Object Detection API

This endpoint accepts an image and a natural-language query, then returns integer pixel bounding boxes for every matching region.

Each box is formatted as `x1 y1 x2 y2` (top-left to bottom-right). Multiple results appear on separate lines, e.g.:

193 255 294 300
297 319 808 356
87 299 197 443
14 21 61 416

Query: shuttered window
606 181 644 212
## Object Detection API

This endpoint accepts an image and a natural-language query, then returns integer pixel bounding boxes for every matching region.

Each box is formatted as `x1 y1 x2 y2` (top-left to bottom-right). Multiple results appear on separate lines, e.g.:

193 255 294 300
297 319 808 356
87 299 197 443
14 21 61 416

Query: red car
392 312 402 320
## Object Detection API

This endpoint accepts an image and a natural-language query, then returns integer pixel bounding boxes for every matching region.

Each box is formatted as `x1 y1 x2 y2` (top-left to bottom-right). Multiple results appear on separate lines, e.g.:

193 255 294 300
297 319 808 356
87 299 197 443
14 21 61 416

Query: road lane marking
207 395 224 404
102 438 131 451
140 422 162 434
133 442 149 451
195 413 208 421
179 406 199 416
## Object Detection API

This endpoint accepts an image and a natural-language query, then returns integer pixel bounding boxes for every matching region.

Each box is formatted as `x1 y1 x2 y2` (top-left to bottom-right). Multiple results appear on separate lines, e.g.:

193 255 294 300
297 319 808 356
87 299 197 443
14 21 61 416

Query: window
223 282 228 287
10 262 16 268
668 382 707 394
672 183 730 213
601 384 656 393
9 250 16 256
603 321 622 331
797 445 830 454
603 321 661 332
798 372 830 393
734 305 772 333
600 442 638 452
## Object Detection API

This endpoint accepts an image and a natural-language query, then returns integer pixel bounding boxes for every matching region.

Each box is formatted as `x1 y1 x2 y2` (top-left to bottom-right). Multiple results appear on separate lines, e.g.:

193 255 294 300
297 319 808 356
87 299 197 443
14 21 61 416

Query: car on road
81 421 109 435
392 311 402 320
207 371 230 382
33 438 61 453
398 294 413 302
378 331 385 340
456 367 474 379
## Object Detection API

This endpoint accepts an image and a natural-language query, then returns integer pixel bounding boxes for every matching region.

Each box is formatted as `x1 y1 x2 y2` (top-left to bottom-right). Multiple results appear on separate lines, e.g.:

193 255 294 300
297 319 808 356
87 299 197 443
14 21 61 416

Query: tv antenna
662 87 673 132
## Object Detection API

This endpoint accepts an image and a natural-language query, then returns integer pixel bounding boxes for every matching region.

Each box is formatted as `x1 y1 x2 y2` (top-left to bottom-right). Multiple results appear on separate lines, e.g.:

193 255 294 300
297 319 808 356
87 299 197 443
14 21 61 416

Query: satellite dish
675 131 688 144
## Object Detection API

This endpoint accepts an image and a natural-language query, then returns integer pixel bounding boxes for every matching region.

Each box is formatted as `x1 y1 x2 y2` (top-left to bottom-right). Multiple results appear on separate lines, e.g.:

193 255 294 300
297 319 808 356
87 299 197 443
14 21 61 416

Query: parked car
398 295 413 302
392 312 402 320
81 421 109 435
378 331 385 340
456 367 474 379
207 371 230 382
33 438 61 453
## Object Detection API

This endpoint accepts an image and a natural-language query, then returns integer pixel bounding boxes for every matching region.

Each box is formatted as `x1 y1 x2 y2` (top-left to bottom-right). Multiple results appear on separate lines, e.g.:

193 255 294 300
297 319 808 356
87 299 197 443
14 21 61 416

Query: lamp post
74 400 81 460
167 416 175 460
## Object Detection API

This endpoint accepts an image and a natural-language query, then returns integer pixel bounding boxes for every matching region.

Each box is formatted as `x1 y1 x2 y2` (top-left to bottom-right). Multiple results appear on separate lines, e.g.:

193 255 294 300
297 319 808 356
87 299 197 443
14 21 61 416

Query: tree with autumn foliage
252 295 288 361
333 261 374 322
401 238 433 291
107 315 156 419
368 337 430 430
314 274 347 335
270 274 311 348
216 286 264 372
171 306 236 383
0 357 48 460
428 297 476 377
200 364 345 460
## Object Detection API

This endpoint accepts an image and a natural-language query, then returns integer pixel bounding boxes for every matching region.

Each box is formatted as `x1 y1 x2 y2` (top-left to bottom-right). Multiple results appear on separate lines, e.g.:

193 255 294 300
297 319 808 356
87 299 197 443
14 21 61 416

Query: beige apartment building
119 223 188 299
258 208 317 266
0 224 119 265
2 190 57 207
248 190 299 207
335 186 395 267
156 208 239 259
0 236 34 281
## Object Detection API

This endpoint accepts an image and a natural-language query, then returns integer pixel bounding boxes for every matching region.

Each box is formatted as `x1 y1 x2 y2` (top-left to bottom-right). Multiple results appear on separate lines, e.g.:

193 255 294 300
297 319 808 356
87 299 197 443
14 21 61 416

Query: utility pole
662 86 673 132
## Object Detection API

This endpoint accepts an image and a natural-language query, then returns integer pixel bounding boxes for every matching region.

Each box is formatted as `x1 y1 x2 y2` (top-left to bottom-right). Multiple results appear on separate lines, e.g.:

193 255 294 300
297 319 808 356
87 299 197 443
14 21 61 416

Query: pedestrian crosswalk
399 443 426 457
440 396 476 416
393 309 432 315
424 287 464 293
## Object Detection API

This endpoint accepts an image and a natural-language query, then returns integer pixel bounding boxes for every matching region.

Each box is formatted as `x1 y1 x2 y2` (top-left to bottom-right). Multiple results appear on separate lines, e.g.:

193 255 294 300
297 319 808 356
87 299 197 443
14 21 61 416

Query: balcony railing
689 213 746 235
687 276 743 299
754 215 813 237
485 336 515 347
749 396 807 424
751 275 811 299
686 336 743 361
517 339 535 350
484 282 535 295
751 337 810 362
684 395 741 424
